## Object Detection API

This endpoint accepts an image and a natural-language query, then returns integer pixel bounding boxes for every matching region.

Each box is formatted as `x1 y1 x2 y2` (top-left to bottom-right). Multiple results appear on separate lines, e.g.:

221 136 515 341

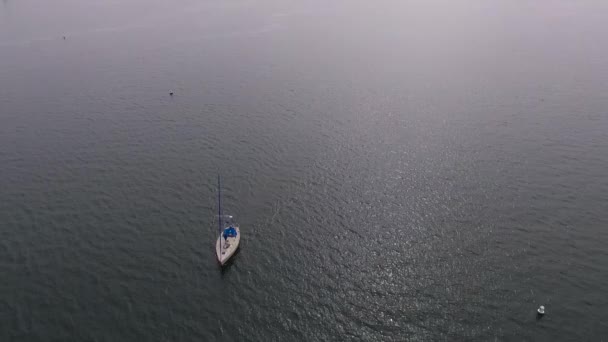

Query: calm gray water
1 0 608 340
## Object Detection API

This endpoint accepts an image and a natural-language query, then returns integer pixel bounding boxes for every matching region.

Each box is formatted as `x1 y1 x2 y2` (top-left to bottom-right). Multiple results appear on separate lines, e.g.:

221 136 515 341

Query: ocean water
1 0 608 340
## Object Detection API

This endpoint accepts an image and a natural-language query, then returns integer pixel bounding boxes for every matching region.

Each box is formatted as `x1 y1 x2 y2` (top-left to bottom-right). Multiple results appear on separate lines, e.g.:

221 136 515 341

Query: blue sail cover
223 227 237 239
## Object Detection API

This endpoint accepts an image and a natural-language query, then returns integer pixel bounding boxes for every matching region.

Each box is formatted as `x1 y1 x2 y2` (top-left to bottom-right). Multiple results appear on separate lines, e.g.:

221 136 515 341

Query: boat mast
218 175 222 250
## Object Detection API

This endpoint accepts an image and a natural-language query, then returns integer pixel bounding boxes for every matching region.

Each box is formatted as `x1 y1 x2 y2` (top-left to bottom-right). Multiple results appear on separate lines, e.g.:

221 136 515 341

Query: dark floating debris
169 92 174 96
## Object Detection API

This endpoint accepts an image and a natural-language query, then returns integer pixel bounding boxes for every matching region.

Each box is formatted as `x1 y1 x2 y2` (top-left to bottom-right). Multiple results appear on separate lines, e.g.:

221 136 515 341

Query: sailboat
215 175 240 266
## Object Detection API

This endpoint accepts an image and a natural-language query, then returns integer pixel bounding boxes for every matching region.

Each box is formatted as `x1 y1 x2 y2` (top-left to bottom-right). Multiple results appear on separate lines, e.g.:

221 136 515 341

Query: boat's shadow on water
219 247 241 275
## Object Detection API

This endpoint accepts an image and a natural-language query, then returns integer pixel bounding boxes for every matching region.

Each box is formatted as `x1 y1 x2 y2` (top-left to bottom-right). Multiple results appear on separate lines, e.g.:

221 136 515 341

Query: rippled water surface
2 0 608 340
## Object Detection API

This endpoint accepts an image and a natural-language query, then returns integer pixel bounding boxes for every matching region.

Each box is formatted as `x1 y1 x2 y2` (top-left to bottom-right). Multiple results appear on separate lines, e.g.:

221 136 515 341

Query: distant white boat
537 305 545 315
215 176 240 266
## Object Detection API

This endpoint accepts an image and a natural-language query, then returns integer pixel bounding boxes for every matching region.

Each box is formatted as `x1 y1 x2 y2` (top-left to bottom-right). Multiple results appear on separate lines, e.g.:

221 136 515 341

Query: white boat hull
216 226 240 265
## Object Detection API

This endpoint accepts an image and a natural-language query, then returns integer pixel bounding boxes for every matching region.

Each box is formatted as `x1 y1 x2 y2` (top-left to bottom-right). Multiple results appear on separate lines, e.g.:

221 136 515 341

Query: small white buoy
537 305 545 315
